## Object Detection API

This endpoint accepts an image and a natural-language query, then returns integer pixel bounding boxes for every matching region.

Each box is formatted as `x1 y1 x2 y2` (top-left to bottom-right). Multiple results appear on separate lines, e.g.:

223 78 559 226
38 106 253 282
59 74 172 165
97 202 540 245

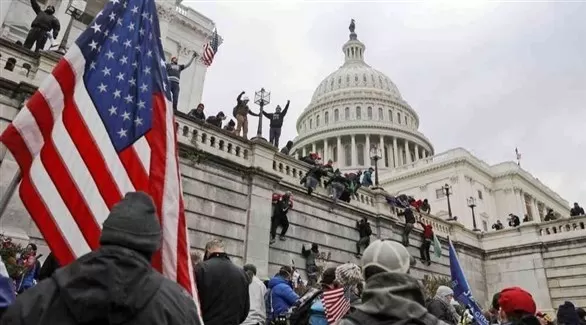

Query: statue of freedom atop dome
349 19 356 33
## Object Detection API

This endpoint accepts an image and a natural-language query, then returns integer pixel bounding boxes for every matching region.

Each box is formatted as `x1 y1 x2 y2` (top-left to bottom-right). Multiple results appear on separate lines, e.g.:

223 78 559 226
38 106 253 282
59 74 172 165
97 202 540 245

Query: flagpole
0 143 21 221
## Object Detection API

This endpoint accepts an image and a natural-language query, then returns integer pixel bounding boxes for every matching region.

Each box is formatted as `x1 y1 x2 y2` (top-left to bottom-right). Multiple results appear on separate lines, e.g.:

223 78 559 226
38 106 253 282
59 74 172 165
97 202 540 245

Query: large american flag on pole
0 0 199 317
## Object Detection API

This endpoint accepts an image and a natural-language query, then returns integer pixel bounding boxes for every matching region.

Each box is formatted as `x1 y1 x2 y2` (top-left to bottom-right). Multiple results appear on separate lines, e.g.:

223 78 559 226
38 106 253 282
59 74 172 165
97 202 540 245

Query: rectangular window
478 190 483 200
378 108 383 120
436 189 445 199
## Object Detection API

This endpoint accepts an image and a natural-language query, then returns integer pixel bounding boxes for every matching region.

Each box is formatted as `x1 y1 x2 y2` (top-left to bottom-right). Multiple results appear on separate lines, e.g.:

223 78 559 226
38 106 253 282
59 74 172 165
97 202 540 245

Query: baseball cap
498 287 536 315
361 239 411 275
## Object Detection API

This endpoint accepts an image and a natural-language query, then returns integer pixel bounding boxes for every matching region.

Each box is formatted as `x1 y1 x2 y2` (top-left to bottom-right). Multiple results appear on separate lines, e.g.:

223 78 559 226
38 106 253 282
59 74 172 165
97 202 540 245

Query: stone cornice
156 2 220 41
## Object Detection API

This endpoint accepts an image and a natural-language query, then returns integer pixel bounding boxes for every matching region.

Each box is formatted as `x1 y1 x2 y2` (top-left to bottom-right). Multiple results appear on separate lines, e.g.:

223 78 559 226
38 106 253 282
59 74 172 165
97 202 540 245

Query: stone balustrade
538 216 586 238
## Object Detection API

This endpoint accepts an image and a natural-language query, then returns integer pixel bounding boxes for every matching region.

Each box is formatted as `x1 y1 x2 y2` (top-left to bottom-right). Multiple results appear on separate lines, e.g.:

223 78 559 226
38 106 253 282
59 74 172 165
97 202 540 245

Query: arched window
357 144 364 166
378 107 383 120
334 109 339 122
367 107 373 119
344 107 350 119
397 112 401 124
325 111 329 124
309 118 313 129
389 110 393 122
316 115 320 127
356 107 361 120
344 144 352 166
404 116 408 125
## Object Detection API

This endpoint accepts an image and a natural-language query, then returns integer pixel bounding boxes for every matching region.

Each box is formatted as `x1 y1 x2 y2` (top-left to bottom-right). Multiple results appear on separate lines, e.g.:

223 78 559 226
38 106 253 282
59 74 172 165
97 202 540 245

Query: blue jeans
170 81 180 111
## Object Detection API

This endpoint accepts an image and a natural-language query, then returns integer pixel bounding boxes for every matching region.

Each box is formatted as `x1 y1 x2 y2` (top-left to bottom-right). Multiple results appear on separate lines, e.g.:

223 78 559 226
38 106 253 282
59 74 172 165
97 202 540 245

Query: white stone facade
0 0 216 112
293 25 571 230
291 29 434 174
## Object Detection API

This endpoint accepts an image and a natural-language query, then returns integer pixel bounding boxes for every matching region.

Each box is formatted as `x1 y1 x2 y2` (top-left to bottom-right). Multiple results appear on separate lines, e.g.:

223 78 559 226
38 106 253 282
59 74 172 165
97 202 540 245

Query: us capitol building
291 23 570 231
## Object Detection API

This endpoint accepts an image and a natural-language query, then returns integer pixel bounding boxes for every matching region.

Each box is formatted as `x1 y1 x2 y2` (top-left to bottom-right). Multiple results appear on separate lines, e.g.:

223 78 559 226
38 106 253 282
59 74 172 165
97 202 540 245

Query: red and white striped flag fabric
323 287 351 324
0 0 200 320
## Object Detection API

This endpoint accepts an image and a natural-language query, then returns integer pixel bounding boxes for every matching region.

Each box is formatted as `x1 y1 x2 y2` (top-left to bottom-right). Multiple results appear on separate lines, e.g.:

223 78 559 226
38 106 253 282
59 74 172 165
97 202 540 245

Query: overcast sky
185 1 586 207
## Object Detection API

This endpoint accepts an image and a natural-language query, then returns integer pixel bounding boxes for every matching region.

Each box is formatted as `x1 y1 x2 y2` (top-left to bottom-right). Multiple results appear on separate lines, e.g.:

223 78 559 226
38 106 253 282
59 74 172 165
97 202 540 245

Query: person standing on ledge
24 0 60 52
233 91 259 139
262 100 290 148
166 52 198 111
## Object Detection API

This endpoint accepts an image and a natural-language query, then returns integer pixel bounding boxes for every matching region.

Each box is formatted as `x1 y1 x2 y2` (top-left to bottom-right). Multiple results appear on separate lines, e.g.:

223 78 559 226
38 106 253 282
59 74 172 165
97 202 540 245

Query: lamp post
467 196 480 232
442 183 454 220
252 88 270 141
57 0 84 54
369 145 382 187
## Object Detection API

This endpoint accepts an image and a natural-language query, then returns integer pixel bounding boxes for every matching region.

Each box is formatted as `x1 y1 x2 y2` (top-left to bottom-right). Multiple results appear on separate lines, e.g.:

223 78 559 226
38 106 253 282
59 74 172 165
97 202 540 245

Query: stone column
244 175 276 279
323 139 328 162
365 134 371 166
337 136 342 164
312 143 316 154
351 135 356 166
379 135 385 167
414 145 420 161
518 190 528 218
302 146 307 157
392 137 399 168
532 198 540 221
404 140 411 164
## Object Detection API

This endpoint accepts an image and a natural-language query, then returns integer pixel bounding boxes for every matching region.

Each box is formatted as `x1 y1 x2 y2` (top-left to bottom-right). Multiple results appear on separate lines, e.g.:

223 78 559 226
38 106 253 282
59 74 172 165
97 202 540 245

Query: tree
0 234 27 279
420 274 452 301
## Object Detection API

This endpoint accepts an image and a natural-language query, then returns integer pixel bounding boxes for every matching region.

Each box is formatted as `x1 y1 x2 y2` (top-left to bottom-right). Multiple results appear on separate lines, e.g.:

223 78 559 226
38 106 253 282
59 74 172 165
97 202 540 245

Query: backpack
344 309 432 325
288 287 323 325
365 224 373 236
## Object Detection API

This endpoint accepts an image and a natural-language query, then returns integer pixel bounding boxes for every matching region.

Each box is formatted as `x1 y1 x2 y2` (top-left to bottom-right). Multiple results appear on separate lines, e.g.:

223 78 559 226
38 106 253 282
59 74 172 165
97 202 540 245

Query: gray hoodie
339 272 449 325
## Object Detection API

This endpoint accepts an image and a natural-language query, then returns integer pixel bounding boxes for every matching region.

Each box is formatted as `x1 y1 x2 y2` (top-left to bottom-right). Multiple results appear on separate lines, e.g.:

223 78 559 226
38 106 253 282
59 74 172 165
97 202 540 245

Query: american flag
202 29 219 66
323 287 351 324
0 0 200 318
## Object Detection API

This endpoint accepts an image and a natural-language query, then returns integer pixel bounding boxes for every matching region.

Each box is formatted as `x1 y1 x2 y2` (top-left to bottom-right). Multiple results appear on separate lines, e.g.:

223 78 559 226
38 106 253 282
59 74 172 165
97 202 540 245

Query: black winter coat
195 253 249 325
0 246 200 325
399 208 415 224
30 0 60 37
262 101 290 128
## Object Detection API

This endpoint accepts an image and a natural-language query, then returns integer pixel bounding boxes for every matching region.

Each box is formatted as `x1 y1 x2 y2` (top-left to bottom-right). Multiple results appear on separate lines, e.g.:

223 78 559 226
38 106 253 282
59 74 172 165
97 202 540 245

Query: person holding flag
448 238 489 325
0 0 200 323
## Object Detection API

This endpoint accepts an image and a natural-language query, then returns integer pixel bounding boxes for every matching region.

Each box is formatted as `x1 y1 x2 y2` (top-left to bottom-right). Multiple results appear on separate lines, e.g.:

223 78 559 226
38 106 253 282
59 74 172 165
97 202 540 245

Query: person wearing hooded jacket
266 266 299 322
427 286 460 325
0 192 201 325
233 91 260 139
339 240 447 325
24 0 60 52
166 53 197 111
195 239 249 325
556 301 581 325
262 100 290 148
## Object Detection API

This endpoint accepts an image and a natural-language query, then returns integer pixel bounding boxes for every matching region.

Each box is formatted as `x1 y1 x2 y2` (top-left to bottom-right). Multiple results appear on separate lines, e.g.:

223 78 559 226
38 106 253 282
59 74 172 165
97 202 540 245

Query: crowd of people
0 192 584 325
183 91 291 148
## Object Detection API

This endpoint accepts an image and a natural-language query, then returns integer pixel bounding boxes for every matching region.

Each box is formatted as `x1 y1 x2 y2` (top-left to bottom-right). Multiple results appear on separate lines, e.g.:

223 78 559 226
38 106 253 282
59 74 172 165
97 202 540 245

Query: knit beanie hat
361 239 412 275
335 263 363 287
436 285 454 298
498 287 536 315
557 301 581 325
100 192 161 255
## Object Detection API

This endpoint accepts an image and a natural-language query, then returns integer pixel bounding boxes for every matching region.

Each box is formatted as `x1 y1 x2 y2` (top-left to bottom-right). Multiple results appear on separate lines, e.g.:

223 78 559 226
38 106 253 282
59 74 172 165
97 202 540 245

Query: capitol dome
292 22 434 174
